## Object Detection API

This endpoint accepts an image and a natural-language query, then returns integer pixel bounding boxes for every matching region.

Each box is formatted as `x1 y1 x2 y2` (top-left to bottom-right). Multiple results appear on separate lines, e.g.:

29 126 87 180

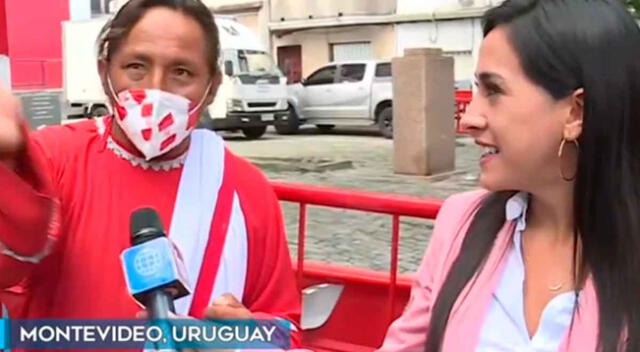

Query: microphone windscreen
130 208 165 245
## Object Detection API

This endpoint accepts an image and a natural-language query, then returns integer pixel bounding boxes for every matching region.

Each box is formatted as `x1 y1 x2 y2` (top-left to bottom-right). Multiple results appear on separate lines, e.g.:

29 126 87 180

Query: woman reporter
377 0 640 351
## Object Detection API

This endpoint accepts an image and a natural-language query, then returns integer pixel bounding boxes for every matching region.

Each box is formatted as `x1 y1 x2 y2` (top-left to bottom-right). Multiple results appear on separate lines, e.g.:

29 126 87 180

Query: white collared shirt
476 192 578 352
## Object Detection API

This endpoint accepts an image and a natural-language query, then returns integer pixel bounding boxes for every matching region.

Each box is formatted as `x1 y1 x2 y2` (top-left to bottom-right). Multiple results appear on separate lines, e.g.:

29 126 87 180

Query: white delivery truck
62 16 289 139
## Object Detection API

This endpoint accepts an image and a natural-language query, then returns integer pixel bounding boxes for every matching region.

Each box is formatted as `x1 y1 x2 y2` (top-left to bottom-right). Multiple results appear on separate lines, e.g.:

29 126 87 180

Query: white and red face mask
108 79 211 160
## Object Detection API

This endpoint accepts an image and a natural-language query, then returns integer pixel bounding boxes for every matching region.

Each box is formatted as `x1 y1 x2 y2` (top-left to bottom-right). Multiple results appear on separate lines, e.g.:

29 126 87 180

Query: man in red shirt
0 0 301 348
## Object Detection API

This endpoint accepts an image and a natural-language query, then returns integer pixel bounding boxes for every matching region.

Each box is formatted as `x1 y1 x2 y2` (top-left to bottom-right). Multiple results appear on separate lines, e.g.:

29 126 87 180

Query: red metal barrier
455 90 472 134
272 182 443 335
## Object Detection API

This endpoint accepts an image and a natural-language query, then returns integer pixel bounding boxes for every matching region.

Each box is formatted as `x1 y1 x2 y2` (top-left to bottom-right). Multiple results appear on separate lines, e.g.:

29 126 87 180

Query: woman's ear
563 88 584 140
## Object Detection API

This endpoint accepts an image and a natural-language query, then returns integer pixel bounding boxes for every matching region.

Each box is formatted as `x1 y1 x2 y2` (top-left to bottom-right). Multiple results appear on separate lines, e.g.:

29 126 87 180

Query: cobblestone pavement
224 126 482 274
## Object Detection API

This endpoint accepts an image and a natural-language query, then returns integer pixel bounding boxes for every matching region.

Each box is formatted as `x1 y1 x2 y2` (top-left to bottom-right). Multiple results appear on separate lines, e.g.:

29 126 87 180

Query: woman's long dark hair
425 0 640 351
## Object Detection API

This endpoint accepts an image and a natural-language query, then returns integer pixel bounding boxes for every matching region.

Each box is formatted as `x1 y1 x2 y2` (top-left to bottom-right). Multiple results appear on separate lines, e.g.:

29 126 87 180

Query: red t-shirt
0 117 301 347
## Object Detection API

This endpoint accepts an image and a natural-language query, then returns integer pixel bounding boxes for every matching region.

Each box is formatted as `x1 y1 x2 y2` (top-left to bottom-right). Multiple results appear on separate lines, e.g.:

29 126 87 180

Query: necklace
106 136 187 171
548 283 564 292
521 243 569 292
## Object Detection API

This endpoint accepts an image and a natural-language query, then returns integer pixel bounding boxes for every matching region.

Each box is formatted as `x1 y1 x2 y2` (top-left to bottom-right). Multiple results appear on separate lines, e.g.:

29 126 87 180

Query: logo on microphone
133 248 162 277
121 237 187 296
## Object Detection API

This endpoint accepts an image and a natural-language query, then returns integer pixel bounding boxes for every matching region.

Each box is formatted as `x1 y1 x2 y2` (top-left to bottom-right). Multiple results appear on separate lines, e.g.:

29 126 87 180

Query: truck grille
248 102 277 108
238 75 280 84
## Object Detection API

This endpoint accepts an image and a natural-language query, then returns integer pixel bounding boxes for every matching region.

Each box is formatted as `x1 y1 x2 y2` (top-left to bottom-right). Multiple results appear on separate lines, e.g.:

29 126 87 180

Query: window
91 0 111 15
338 64 366 83
237 50 278 75
330 42 373 62
305 66 337 86
375 63 391 77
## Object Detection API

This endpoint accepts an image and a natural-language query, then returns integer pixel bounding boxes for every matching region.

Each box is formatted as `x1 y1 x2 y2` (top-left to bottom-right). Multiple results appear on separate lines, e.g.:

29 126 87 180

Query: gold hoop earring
558 138 579 181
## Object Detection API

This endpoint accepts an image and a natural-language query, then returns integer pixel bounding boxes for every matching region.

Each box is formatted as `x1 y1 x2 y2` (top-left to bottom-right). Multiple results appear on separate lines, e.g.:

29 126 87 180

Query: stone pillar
392 48 455 176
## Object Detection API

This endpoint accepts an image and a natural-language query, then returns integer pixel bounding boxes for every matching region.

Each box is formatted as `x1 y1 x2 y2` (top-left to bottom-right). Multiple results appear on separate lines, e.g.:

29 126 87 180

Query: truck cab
204 18 289 139
284 60 394 138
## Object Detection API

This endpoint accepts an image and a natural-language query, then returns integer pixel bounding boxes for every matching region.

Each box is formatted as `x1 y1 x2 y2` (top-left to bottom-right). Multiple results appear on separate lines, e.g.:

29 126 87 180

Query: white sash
168 129 248 316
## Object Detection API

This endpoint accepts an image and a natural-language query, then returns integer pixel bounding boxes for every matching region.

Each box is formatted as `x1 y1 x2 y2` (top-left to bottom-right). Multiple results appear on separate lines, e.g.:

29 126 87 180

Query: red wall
0 0 8 55
5 0 69 90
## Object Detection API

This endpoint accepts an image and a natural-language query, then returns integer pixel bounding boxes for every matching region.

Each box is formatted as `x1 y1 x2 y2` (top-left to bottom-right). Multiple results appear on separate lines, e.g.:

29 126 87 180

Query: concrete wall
273 24 396 77
396 18 483 81
397 0 494 13
233 12 260 38
271 0 396 22
206 0 272 53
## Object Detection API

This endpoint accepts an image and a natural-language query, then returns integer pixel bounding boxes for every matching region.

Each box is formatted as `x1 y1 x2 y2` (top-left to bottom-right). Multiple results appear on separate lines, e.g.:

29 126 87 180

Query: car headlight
226 99 243 112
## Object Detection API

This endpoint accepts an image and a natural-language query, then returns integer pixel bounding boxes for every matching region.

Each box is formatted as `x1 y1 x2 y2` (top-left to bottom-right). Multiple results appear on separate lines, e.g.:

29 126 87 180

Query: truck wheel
275 107 299 135
90 105 110 118
242 126 267 140
377 106 393 139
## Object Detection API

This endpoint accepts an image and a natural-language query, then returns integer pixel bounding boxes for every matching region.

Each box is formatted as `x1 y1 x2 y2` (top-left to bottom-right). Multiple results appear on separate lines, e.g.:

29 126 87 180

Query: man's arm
0 148 57 288
0 89 58 289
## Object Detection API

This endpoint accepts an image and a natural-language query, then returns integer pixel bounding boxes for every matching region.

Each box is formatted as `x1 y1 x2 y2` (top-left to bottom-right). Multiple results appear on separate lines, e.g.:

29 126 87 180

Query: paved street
223 126 482 273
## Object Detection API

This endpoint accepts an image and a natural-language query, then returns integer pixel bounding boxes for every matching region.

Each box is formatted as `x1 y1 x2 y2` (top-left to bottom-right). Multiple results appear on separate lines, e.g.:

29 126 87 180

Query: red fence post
388 215 401 324
297 203 307 290
455 90 472 134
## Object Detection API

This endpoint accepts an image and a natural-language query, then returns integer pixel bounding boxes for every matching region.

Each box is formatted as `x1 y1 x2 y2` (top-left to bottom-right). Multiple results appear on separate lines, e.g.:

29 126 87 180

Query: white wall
397 18 481 52
69 0 92 20
269 0 394 22
396 18 483 81
0 56 10 88
202 0 261 7
274 24 396 77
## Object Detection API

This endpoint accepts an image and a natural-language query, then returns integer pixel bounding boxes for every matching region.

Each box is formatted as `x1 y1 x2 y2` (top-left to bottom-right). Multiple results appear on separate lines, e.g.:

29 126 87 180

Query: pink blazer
376 190 600 352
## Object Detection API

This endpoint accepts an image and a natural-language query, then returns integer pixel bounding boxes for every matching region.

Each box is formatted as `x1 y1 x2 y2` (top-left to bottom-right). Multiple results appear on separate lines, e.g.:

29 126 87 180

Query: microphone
121 208 190 320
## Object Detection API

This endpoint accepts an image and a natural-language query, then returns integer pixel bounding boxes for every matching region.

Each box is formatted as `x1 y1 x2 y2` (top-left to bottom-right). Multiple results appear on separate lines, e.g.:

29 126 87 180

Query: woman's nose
459 99 487 133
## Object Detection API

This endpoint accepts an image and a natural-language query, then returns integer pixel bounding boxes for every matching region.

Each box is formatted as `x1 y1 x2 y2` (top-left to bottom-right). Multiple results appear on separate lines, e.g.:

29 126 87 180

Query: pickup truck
280 60 394 138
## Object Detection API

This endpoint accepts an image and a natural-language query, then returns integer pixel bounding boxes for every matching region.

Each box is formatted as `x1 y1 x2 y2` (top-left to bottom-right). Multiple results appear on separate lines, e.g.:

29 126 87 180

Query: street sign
17 91 63 129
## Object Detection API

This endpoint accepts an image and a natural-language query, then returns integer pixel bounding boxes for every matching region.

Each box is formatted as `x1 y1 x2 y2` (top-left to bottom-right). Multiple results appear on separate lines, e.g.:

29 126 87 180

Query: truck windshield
237 50 280 75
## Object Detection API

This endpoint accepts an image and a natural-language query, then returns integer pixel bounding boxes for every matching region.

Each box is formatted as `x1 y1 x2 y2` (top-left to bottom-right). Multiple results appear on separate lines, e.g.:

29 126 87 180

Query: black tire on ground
316 124 335 132
275 107 300 135
377 106 393 139
242 126 267 140
90 105 110 118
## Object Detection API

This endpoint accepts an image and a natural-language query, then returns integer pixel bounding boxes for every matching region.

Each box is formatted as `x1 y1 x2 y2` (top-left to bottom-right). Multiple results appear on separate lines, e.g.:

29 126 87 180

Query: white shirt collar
505 191 529 233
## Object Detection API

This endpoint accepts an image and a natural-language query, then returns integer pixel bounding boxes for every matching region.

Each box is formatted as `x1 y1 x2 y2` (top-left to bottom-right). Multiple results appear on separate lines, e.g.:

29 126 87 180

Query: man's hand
203 293 252 320
136 293 251 352
0 88 25 161
134 293 251 320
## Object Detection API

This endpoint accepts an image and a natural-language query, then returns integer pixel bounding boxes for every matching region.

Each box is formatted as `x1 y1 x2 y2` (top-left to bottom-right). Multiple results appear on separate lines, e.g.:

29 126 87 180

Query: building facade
0 0 501 90
213 0 497 84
